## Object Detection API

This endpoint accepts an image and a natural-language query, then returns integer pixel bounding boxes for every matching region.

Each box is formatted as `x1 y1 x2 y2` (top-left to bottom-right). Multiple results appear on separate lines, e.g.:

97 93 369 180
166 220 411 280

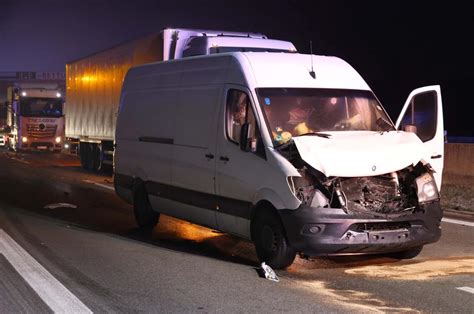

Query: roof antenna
309 40 316 79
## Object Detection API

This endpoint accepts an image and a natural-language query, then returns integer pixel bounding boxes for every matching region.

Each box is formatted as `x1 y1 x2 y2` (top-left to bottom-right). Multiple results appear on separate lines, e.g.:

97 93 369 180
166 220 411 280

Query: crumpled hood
292 131 424 177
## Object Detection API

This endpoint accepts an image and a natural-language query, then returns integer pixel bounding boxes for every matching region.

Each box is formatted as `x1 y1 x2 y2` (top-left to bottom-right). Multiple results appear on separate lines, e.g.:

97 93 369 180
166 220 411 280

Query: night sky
0 0 472 136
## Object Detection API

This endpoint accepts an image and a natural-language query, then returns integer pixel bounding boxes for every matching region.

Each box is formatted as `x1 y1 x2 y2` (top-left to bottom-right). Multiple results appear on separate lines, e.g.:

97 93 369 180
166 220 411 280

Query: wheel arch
250 199 288 242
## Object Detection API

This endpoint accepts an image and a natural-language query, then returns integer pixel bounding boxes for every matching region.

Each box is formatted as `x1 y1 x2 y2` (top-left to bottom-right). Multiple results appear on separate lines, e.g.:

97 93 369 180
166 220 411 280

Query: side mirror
239 123 250 151
403 124 417 134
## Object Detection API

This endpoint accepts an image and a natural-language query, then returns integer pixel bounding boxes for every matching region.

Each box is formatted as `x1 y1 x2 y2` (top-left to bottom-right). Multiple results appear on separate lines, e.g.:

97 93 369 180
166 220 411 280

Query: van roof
235 52 371 91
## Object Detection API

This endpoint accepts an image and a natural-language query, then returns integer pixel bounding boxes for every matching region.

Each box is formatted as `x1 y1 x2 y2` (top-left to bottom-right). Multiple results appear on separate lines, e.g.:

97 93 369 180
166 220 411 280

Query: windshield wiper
295 132 331 139
376 117 395 134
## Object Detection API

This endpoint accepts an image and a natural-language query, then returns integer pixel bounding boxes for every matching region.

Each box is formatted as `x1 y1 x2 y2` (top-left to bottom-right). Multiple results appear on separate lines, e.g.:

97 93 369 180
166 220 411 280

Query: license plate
368 229 409 243
37 146 47 149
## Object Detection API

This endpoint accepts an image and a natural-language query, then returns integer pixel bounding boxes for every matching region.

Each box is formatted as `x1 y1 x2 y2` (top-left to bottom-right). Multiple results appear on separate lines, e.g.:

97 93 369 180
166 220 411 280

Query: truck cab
6 83 65 152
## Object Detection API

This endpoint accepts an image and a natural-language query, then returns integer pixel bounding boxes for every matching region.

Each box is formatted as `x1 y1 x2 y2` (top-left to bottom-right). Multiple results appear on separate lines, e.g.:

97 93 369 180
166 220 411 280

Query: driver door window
225 89 264 157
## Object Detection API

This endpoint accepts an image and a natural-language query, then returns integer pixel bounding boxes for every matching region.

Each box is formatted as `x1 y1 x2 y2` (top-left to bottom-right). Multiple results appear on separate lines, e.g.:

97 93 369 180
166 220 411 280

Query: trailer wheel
79 142 89 169
90 143 102 172
84 143 96 171
252 208 296 269
388 245 423 259
133 182 160 229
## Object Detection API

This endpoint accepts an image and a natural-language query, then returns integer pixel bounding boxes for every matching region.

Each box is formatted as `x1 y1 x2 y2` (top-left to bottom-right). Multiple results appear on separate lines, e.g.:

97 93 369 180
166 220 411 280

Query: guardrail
444 143 474 177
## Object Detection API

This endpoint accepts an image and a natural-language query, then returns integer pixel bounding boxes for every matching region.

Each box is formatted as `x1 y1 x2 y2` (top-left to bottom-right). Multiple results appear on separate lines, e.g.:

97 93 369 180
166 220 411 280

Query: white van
114 52 444 269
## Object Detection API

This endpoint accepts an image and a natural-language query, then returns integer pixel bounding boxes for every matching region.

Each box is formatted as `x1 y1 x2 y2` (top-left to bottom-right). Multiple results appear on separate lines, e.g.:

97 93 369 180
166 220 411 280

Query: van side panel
172 85 221 192
166 57 234 228
116 89 177 187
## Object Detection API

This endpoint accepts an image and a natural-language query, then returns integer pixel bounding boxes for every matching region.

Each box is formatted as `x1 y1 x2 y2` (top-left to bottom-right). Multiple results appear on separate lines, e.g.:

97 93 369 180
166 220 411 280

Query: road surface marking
94 183 115 191
456 287 474 294
0 229 92 313
44 203 78 209
11 157 30 164
83 179 114 192
442 218 474 227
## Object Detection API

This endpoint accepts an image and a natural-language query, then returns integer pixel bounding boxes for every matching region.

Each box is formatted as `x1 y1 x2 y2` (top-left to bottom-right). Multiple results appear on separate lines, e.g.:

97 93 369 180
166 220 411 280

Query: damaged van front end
277 133 442 257
280 161 442 257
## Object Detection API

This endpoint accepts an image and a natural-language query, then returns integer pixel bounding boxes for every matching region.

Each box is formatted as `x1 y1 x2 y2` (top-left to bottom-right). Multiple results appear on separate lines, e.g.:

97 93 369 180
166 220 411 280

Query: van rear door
395 85 444 189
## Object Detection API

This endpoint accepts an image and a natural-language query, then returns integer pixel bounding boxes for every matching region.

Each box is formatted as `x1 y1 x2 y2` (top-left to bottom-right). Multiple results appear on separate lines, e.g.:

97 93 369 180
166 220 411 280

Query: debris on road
44 203 77 209
261 262 280 282
344 257 474 280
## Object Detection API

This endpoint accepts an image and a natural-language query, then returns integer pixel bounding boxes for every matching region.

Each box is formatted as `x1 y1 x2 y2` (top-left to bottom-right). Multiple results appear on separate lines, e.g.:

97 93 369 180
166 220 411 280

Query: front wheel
252 208 296 270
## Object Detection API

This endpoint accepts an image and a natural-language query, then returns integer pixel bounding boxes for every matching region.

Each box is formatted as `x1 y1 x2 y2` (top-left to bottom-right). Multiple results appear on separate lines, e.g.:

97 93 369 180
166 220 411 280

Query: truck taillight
55 136 61 143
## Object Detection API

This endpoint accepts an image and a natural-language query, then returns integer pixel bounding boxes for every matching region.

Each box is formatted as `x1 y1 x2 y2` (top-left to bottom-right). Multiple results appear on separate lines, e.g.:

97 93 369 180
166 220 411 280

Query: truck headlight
55 136 61 143
416 173 439 203
21 136 28 143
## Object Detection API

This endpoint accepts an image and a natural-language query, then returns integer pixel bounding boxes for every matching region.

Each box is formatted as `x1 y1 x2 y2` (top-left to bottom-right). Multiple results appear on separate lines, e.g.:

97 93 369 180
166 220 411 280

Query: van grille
26 124 57 138
353 222 411 232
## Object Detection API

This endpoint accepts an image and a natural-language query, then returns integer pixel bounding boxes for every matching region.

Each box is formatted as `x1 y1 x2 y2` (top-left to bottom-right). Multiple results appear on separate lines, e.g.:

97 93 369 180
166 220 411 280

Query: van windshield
257 88 394 145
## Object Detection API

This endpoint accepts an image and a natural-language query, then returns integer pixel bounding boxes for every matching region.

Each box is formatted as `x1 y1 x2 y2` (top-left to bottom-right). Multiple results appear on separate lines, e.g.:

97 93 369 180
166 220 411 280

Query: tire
252 208 296 269
388 245 423 259
90 143 101 172
85 143 96 171
133 182 160 229
79 142 89 169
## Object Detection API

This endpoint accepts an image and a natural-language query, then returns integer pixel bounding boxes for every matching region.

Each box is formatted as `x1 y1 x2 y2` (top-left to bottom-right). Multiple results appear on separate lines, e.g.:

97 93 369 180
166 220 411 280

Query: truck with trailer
3 82 65 152
65 28 297 172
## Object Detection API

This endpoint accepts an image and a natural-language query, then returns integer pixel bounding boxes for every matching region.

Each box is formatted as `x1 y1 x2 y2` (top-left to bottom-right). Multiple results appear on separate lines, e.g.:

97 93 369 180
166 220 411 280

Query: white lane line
82 179 114 192
94 183 115 191
0 229 92 313
11 157 30 164
442 218 474 227
456 287 474 294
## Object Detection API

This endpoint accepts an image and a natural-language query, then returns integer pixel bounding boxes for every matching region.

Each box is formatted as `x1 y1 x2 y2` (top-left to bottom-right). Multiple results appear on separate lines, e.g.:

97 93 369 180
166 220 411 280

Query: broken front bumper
279 202 442 255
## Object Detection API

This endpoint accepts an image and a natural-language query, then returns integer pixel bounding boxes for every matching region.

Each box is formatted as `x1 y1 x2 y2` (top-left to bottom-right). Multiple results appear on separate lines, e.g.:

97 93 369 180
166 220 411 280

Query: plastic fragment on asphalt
44 203 77 209
261 262 279 282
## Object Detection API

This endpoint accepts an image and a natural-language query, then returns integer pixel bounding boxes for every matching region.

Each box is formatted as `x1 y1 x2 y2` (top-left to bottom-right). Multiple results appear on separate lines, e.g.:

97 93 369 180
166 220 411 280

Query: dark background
0 0 472 136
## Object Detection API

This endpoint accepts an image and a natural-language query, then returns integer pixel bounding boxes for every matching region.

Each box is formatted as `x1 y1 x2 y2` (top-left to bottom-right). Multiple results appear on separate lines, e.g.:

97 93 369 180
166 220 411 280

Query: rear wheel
79 142 90 169
133 182 159 229
388 245 423 259
252 208 296 269
90 143 102 172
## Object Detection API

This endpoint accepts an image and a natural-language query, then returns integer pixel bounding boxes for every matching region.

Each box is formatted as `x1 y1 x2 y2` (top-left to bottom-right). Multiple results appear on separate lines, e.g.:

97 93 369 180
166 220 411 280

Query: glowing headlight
21 91 27 97
55 136 61 143
56 92 61 98
21 136 28 143
416 173 439 203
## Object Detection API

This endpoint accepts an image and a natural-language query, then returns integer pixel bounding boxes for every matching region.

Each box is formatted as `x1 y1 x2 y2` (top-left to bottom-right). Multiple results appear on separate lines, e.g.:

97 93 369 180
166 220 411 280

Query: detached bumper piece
279 202 442 256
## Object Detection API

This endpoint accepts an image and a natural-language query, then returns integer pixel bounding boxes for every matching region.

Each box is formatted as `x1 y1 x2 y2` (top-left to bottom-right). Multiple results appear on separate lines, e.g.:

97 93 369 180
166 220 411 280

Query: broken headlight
287 176 329 208
415 173 439 203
